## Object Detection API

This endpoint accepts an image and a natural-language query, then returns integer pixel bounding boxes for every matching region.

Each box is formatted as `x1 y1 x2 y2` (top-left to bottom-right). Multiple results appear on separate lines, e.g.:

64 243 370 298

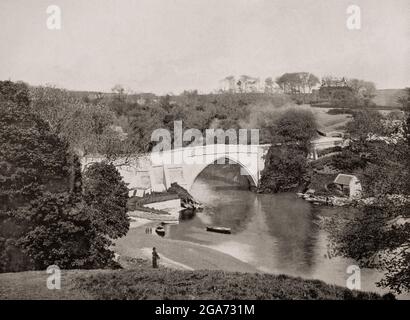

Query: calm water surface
164 164 408 298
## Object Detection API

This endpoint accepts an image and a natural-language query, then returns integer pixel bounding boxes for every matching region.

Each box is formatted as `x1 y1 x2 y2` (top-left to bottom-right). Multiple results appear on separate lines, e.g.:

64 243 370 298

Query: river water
165 164 407 298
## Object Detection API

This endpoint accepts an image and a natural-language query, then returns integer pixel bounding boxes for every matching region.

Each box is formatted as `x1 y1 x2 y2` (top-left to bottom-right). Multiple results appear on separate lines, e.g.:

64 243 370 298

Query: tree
259 145 310 193
83 162 129 239
0 81 118 271
222 76 236 93
398 88 410 110
347 79 376 107
111 84 125 102
264 77 274 94
30 85 130 159
321 77 376 107
271 108 318 152
345 109 385 141
323 91 410 293
276 72 319 94
0 80 30 106
238 75 251 93
305 73 320 93
259 108 317 192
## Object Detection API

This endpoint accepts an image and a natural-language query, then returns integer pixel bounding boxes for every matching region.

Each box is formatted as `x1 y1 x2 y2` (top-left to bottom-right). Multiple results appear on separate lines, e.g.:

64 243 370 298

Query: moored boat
206 226 231 234
155 225 165 236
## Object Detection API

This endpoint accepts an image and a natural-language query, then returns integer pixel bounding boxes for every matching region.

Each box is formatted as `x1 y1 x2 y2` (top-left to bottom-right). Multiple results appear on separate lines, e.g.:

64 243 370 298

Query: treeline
24 72 379 157
44 87 294 153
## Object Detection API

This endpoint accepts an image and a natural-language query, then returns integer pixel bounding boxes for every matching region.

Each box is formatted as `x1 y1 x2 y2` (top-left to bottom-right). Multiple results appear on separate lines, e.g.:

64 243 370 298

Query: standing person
152 247 160 268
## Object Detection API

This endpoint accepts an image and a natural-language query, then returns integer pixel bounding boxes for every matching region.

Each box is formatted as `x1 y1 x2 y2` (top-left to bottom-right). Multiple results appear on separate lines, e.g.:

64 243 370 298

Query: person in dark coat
152 247 160 268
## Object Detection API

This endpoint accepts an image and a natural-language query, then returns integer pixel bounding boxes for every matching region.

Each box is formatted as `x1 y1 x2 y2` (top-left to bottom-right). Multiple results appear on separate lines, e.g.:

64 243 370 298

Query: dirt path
115 225 259 273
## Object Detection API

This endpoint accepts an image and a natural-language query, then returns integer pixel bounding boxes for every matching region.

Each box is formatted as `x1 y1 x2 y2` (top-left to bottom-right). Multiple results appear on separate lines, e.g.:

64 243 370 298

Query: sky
0 0 409 94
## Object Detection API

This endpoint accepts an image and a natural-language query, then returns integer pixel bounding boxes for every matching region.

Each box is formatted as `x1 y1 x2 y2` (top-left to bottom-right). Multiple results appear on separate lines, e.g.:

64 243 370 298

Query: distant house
333 174 362 199
318 78 353 101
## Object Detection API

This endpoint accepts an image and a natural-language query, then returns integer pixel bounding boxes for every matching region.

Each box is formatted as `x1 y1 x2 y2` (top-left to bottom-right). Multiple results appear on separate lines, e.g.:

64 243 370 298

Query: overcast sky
0 0 409 94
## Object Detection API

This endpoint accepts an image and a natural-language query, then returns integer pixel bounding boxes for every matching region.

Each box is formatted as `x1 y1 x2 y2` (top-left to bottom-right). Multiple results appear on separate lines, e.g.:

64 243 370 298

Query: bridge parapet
82 144 270 192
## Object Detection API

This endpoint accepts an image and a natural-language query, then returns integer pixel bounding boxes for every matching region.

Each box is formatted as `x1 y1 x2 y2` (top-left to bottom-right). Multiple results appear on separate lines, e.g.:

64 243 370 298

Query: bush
83 162 130 239
331 149 367 171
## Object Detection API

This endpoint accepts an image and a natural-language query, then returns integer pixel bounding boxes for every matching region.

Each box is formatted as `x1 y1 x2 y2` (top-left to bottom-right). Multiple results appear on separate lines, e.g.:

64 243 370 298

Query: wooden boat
206 226 231 234
155 226 165 236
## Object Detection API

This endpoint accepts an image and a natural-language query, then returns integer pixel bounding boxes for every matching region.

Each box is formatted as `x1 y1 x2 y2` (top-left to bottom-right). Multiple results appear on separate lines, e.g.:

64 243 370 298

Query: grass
0 260 391 300
310 107 351 132
72 267 385 300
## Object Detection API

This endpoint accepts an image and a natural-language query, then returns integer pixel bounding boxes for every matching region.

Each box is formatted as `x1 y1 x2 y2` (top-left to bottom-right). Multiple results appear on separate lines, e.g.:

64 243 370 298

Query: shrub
83 162 130 239
331 149 367 171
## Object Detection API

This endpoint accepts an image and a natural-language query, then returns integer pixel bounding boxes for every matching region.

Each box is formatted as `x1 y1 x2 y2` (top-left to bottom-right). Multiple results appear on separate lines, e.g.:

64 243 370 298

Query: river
164 163 408 298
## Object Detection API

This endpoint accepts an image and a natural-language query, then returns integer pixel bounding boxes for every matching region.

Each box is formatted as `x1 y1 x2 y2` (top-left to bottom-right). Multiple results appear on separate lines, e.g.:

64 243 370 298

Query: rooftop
334 174 357 186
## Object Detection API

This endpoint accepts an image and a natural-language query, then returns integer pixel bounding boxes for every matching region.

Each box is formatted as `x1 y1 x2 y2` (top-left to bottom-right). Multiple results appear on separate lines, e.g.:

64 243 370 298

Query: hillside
372 89 406 108
0 263 386 300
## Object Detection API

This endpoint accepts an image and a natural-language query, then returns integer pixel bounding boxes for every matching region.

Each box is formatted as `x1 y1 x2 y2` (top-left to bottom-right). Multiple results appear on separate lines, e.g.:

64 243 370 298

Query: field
372 89 406 108
310 107 352 132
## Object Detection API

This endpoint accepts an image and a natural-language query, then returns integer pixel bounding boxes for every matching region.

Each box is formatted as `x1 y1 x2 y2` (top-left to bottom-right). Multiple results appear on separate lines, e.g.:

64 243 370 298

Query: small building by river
333 174 362 199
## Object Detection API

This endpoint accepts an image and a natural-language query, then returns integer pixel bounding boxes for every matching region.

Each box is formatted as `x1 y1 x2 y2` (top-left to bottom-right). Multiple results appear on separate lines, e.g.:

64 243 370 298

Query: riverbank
115 222 259 273
0 266 385 300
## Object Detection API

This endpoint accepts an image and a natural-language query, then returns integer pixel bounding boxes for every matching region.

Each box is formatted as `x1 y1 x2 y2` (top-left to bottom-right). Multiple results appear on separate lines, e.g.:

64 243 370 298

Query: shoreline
115 218 259 273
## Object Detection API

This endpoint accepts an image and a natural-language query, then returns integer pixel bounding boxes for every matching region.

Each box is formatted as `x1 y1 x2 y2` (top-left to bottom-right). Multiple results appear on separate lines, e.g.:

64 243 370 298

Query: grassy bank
0 264 385 300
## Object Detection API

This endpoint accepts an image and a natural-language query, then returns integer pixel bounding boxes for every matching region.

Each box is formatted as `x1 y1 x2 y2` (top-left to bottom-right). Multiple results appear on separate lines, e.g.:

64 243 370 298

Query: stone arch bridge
83 144 271 192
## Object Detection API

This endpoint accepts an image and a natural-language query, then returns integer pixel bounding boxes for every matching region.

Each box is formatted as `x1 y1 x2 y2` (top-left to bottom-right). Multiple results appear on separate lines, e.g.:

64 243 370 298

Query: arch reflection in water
166 162 394 296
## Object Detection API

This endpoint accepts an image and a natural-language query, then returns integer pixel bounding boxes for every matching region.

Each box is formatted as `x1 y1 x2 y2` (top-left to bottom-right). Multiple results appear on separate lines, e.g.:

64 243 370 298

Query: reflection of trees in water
260 193 320 276
179 208 196 221
207 196 255 233
180 163 323 277
194 163 254 233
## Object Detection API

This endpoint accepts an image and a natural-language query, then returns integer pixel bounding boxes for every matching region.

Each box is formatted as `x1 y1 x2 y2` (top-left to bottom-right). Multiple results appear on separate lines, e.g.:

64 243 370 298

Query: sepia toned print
0 0 409 303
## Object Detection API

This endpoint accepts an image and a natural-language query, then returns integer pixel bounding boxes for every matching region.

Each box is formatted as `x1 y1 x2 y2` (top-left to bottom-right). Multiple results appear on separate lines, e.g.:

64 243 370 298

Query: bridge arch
184 154 258 191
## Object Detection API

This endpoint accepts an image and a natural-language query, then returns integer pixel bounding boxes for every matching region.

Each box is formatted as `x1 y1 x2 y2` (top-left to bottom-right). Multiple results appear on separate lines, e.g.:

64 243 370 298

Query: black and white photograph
0 0 409 308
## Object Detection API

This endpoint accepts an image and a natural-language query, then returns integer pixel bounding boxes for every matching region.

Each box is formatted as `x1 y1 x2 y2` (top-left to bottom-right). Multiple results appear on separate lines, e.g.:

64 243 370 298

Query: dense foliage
321 77 376 108
0 81 125 272
259 108 317 192
30 86 133 159
259 145 310 193
276 72 320 94
323 96 410 294
83 162 129 239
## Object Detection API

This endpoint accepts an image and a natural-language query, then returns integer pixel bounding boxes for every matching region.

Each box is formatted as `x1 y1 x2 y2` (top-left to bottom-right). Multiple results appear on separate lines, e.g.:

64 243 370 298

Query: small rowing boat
206 226 231 234
155 226 165 236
